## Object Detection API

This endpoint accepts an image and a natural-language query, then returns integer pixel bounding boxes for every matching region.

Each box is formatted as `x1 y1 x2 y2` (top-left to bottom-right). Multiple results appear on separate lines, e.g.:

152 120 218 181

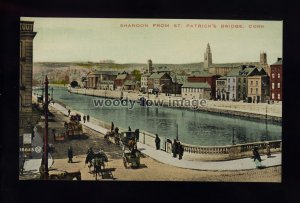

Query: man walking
155 134 161 150
111 122 114 132
178 142 184 160
83 115 86 123
87 115 90 122
68 109 71 117
172 139 178 158
68 146 73 163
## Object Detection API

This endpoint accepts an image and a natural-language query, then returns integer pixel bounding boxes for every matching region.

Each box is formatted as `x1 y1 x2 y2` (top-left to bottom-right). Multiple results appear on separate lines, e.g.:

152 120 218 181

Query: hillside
33 62 203 85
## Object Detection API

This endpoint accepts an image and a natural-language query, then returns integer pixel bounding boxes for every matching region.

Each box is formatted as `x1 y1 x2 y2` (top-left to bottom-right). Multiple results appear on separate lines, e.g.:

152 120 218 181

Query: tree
70 81 79 88
131 69 141 81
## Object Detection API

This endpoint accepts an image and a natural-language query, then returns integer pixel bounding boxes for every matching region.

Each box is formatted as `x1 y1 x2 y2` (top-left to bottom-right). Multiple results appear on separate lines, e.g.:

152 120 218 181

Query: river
33 87 282 146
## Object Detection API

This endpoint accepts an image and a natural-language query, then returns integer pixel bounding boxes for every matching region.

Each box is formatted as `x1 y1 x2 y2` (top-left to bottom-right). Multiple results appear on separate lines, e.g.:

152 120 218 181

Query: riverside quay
19 18 282 181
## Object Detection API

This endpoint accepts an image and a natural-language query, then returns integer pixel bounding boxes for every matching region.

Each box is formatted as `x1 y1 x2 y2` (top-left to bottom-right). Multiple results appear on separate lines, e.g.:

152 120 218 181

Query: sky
21 17 283 64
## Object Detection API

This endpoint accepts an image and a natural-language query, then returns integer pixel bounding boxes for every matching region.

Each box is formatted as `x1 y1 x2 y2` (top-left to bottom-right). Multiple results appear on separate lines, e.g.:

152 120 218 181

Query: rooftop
182 82 211 89
149 72 167 79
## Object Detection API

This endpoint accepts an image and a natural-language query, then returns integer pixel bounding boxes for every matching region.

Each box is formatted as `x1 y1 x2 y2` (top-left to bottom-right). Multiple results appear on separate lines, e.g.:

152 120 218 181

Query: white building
181 82 211 100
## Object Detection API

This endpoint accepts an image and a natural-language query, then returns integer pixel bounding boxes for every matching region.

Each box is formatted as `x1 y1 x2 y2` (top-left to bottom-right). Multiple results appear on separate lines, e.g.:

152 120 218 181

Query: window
256 81 258 86
278 94 281 100
272 83 275 89
228 78 230 83
272 73 275 78
278 83 281 89
233 78 235 83
243 78 246 83
256 88 258 94
250 81 253 86
250 88 253 94
228 85 230 92
272 93 275 99
278 73 280 79
232 86 235 91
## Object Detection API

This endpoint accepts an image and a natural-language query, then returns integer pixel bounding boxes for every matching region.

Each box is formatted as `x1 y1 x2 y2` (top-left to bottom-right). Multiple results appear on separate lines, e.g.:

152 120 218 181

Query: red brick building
270 58 282 101
187 72 221 99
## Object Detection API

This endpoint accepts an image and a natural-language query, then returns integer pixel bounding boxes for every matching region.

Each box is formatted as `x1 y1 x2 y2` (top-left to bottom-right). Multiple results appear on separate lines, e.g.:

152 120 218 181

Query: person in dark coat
172 139 178 158
155 134 161 150
87 115 90 122
135 129 140 142
68 109 71 116
252 146 262 162
128 126 131 131
115 126 119 134
68 146 73 163
178 142 184 160
83 115 86 123
111 122 114 132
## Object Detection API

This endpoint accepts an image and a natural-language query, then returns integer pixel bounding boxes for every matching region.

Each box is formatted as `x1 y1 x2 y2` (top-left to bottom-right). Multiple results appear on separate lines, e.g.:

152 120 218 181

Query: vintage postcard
19 17 282 181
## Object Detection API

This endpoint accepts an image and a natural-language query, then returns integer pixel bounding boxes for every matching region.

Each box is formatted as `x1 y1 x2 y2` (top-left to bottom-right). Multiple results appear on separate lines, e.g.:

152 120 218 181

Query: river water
34 87 282 146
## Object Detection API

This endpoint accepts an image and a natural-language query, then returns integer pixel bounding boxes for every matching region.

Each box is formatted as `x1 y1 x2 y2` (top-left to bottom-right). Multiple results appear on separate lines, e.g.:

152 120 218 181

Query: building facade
270 58 282 101
187 72 220 100
215 77 227 100
181 82 211 100
247 75 270 103
114 73 131 90
86 72 100 89
20 21 37 137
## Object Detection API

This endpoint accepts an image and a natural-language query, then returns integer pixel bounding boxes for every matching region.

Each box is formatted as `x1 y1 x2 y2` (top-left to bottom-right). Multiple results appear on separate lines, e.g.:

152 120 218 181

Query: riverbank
69 87 282 122
47 97 281 163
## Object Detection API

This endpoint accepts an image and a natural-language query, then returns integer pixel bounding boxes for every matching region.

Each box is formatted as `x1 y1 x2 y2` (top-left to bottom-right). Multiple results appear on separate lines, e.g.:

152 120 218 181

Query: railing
181 140 282 156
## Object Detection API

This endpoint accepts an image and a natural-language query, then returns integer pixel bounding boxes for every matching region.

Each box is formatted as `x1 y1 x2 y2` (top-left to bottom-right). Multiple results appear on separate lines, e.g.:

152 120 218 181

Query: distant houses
79 55 281 103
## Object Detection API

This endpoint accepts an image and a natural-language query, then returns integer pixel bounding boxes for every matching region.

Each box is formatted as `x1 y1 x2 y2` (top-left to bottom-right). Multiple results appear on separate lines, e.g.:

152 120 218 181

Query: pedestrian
178 142 184 160
87 115 90 122
172 139 178 158
68 146 73 163
111 122 114 132
115 126 119 134
135 129 140 142
68 109 71 116
252 146 262 168
266 143 271 158
128 126 131 131
155 134 161 150
83 115 86 123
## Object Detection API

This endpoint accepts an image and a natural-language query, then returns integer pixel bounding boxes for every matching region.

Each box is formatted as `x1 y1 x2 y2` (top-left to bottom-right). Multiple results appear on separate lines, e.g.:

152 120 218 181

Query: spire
206 43 211 53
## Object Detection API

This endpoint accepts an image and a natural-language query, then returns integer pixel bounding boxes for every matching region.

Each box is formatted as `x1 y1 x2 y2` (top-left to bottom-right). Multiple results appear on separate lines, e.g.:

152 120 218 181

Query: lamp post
232 127 235 145
176 123 179 141
156 122 167 151
43 75 49 179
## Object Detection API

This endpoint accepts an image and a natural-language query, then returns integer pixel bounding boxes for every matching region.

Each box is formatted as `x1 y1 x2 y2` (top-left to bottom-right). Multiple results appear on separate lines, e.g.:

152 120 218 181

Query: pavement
21 121 54 176
50 101 282 171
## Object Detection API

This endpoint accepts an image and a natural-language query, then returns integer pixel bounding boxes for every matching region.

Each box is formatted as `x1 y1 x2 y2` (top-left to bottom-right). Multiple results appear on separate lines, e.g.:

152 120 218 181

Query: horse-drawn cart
85 148 112 180
119 131 141 169
122 149 141 169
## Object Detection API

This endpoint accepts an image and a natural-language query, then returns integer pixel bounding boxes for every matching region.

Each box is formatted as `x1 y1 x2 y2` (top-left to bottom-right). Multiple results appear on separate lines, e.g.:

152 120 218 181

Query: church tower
204 43 212 71
260 51 267 65
148 59 154 73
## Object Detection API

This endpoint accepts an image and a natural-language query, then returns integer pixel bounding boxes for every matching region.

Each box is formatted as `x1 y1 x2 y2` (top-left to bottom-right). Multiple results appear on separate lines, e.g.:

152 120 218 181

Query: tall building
148 59 154 73
260 52 267 65
270 58 282 101
20 21 37 138
204 43 212 71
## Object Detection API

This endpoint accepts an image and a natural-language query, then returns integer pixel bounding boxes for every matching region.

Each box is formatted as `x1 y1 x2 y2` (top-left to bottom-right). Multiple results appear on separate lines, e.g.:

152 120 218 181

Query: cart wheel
123 157 127 169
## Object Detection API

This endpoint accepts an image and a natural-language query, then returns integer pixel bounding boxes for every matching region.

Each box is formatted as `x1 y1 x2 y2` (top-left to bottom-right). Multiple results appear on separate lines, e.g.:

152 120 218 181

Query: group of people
83 115 90 123
172 139 184 160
